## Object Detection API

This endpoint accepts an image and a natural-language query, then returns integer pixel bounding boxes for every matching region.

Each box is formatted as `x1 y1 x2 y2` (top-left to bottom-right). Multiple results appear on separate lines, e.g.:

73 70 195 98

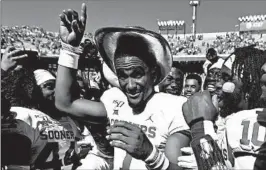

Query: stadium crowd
2 25 266 57
166 31 266 55
1 26 94 56
1 3 266 170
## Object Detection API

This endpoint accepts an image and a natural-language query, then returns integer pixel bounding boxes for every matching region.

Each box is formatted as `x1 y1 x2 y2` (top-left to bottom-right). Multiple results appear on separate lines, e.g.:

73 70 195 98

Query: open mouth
186 93 192 97
207 84 216 92
127 92 141 99
166 89 178 94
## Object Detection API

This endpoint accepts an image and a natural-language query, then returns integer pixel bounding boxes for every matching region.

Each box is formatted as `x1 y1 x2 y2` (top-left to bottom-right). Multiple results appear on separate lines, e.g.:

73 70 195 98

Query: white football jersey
215 116 232 169
10 107 89 166
101 87 189 170
225 108 266 169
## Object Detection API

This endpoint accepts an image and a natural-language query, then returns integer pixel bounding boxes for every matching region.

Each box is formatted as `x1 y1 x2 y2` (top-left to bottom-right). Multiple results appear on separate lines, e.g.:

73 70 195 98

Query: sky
1 0 266 34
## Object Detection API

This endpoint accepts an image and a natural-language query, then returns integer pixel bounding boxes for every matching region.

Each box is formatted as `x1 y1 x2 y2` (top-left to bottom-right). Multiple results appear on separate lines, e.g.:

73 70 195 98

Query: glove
182 91 218 127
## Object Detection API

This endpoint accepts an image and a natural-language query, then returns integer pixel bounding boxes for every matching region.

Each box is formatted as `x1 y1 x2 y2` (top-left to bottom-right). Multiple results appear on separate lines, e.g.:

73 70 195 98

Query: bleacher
1 26 266 61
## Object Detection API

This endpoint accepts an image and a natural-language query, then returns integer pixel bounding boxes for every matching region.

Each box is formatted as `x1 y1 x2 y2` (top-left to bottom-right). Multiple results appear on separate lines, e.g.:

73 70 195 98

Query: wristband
58 49 80 69
61 41 83 54
191 120 217 140
145 144 158 164
145 151 170 170
203 121 217 140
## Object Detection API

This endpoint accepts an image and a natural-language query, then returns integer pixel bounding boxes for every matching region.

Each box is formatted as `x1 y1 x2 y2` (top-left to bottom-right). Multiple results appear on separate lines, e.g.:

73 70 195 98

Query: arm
55 65 107 118
182 91 227 170
55 4 107 119
165 131 190 170
190 121 226 170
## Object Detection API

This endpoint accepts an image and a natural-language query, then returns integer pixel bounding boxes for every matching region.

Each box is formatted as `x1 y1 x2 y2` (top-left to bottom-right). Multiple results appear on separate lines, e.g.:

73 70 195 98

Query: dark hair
2 68 42 109
114 33 160 83
172 62 184 81
232 46 266 109
186 74 202 87
207 48 217 56
114 33 158 70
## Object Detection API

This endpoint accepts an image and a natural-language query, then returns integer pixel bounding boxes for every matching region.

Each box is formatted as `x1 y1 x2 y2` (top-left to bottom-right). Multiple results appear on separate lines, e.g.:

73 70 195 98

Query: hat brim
94 27 172 85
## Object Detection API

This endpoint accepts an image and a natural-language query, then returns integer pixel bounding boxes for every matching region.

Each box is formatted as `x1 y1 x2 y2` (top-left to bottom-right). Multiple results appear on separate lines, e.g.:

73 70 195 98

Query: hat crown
94 27 173 86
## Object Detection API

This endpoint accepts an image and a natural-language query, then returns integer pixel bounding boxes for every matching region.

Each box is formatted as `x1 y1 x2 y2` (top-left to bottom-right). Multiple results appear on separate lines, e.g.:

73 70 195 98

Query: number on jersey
240 120 266 147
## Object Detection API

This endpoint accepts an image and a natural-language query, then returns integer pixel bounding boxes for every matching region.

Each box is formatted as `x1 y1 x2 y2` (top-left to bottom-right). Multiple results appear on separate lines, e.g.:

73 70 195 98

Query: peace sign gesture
59 3 87 47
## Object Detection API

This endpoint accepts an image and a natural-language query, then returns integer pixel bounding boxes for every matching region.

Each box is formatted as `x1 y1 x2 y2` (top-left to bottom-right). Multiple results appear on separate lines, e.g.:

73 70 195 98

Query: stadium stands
1 26 266 58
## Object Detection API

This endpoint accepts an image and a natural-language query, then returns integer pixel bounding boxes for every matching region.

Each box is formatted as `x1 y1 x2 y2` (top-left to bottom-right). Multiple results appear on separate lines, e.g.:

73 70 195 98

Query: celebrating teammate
183 73 202 98
182 46 266 170
55 3 190 170
1 47 93 170
158 63 184 96
223 47 266 169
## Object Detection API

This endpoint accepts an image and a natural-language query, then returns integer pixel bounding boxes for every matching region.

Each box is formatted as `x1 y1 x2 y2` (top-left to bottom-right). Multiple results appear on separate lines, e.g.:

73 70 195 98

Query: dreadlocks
232 46 266 109
1 68 42 109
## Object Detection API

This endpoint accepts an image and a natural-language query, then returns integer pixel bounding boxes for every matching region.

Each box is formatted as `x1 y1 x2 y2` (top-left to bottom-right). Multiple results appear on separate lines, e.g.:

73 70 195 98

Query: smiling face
159 67 184 95
40 79 55 103
205 68 222 95
115 56 155 109
184 79 201 98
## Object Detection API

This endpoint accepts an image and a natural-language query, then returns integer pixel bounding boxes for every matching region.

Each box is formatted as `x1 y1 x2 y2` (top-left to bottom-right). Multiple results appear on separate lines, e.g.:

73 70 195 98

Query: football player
55 3 190 170
223 47 266 169
1 47 92 170
181 46 266 170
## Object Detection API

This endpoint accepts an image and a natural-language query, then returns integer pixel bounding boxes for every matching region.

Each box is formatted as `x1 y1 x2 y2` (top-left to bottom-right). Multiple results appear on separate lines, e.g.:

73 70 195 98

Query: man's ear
151 68 158 85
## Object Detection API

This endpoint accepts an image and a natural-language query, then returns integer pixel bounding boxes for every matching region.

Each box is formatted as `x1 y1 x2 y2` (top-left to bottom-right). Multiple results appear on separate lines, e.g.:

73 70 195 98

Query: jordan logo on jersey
145 114 154 123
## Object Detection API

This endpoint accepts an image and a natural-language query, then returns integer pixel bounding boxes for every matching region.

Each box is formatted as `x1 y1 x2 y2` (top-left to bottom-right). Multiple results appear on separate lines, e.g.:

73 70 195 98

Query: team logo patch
145 114 154 123
112 100 125 115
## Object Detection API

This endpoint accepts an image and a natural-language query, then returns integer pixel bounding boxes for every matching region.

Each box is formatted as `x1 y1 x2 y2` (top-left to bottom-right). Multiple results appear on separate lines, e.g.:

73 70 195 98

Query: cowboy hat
102 62 120 88
94 27 172 85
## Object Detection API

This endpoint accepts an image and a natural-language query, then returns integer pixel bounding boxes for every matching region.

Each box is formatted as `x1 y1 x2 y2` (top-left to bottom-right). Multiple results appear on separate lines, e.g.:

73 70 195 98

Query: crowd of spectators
1 26 266 57
167 34 203 55
210 32 266 54
1 26 93 56
165 31 266 55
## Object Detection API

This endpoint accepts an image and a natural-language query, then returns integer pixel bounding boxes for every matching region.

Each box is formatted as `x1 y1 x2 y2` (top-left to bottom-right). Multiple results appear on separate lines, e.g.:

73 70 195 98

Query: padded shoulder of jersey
101 87 126 102
153 92 187 106
11 106 36 118
10 107 47 127
11 106 45 115
226 108 264 123
152 93 188 126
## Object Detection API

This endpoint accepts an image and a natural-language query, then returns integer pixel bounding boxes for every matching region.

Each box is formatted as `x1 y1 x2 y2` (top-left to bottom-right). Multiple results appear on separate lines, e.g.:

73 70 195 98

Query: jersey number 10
241 120 266 147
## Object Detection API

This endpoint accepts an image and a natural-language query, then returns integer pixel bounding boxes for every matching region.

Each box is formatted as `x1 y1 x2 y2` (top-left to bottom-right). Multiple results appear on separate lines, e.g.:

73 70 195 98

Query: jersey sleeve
225 113 243 152
100 87 126 117
203 60 212 74
225 110 255 153
166 96 190 136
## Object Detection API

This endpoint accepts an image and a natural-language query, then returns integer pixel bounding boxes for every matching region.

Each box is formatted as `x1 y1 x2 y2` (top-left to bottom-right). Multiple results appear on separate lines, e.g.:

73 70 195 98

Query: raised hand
59 3 87 47
106 121 153 161
182 91 218 126
1 46 28 71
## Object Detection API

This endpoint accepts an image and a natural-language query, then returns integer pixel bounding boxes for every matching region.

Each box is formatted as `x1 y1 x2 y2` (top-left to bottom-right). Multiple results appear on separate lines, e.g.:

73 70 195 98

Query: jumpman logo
146 114 154 123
